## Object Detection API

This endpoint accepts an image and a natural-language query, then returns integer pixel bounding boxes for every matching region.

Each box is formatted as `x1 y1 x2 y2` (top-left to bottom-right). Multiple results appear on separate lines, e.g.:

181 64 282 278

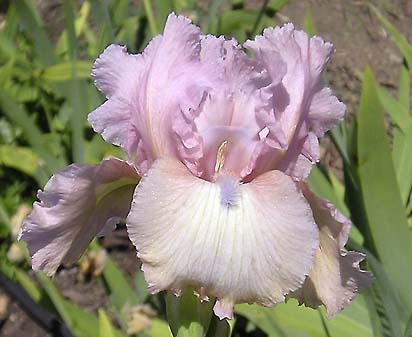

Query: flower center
214 140 228 173
213 140 241 207
217 173 240 208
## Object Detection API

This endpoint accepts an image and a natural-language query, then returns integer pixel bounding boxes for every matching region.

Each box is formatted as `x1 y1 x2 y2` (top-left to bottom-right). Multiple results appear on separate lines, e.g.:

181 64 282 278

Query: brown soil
1 0 411 336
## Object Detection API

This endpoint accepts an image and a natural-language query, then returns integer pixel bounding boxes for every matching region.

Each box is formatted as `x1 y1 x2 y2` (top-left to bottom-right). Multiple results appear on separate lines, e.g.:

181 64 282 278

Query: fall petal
19 158 139 276
126 158 319 319
291 184 373 317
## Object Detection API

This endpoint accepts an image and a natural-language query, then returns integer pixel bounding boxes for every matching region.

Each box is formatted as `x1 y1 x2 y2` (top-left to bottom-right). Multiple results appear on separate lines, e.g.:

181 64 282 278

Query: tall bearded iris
20 14 372 320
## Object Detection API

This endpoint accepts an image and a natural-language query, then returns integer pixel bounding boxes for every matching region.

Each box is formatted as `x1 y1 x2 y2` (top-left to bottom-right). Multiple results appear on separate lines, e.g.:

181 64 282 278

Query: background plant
0 1 411 337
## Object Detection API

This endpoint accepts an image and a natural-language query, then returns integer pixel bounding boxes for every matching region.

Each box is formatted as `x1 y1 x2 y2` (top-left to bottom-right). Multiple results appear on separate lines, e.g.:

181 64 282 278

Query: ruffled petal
244 24 342 180
89 14 211 174
186 38 275 179
126 158 319 319
19 158 139 276
290 184 373 318
88 96 144 163
92 44 140 98
88 42 156 168
308 87 346 137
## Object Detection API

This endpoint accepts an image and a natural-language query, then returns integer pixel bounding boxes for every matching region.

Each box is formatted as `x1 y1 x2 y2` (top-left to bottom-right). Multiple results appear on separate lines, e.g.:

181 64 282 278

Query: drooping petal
245 24 344 180
19 158 139 276
290 184 373 318
126 158 319 319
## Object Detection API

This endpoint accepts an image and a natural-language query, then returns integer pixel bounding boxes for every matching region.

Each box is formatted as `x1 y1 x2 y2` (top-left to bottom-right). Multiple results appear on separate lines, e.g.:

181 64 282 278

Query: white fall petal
126 157 319 319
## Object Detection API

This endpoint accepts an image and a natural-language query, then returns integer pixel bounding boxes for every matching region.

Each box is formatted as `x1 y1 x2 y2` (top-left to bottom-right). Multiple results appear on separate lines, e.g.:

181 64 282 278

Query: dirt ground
1 0 411 336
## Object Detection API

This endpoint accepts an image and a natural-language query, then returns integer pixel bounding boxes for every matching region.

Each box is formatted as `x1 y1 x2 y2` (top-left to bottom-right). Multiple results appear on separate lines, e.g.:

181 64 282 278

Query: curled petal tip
213 299 234 320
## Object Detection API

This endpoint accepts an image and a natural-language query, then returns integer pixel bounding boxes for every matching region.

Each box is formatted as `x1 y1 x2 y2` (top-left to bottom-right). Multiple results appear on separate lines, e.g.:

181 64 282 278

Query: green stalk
143 0 158 36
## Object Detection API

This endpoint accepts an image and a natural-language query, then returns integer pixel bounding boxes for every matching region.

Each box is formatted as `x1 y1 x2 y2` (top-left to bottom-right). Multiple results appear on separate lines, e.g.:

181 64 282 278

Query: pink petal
92 44 140 98
89 14 210 174
245 24 344 180
19 158 139 276
88 96 142 163
88 42 156 168
126 158 319 319
188 38 277 179
308 87 346 137
290 184 373 317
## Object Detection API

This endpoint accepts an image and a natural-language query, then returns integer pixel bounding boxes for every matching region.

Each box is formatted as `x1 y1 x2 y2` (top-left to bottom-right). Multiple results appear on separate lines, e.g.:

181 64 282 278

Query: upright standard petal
184 37 280 180
245 24 345 179
290 184 373 317
126 158 319 319
19 158 139 276
89 14 216 175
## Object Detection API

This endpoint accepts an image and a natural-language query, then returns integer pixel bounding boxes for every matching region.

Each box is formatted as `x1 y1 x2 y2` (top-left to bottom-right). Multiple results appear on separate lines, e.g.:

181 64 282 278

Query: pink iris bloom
20 14 372 320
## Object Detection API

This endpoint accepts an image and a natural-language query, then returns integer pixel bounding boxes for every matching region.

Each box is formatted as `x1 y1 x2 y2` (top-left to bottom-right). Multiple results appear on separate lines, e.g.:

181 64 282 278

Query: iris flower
20 14 372 320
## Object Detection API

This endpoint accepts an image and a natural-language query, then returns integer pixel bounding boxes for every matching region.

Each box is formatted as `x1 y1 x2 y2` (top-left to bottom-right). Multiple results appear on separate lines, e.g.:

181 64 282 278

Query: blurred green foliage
0 1 411 337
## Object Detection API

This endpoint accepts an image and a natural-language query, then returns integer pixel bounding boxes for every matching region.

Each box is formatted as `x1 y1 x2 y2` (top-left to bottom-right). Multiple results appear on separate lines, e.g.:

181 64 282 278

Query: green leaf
2 2 19 39
110 0 130 27
206 315 234 337
62 0 86 163
377 85 410 132
0 145 46 185
209 9 274 42
14 268 42 303
90 241 138 311
369 4 412 71
36 272 74 329
350 240 404 337
140 319 173 337
356 68 412 309
37 272 125 337
14 0 56 67
268 0 289 11
302 6 316 37
248 0 272 38
308 165 349 217
166 290 214 337
398 65 410 111
102 256 140 311
42 61 93 82
395 125 412 204
202 0 226 34
90 241 138 331
308 165 364 244
154 0 174 30
0 90 66 175
89 0 115 52
236 296 373 337
143 0 159 36
99 309 115 337
405 312 412 337
55 1 91 55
